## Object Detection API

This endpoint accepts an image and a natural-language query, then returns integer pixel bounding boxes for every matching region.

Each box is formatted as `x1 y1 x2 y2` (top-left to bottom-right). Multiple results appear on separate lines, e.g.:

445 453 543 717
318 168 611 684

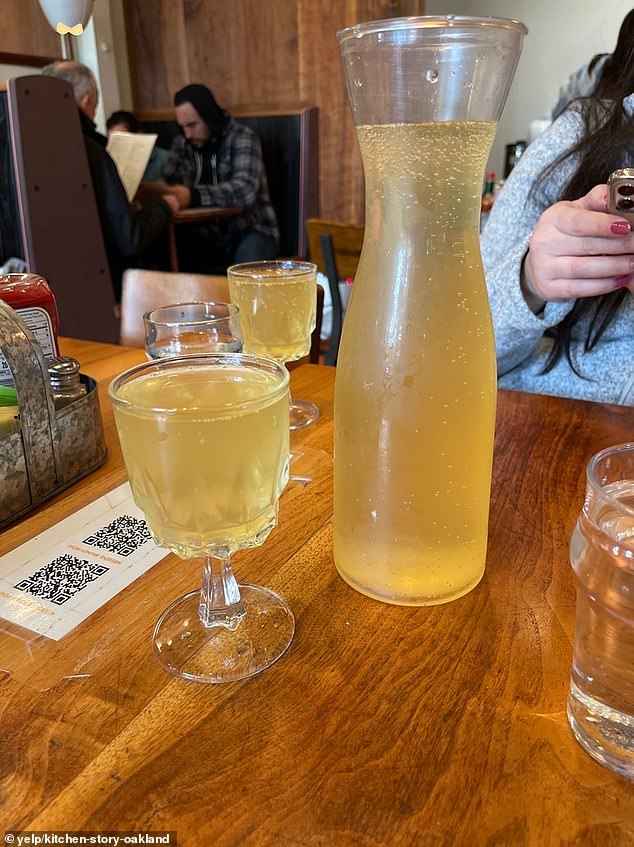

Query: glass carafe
335 17 527 606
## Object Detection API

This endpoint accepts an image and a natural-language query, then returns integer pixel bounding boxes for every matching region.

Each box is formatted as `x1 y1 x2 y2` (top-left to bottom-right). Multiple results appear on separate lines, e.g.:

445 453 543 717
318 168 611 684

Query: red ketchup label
0 273 60 384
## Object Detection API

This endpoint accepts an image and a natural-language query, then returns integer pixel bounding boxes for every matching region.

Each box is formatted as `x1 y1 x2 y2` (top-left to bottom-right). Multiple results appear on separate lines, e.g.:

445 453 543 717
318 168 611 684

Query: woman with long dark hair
481 13 634 406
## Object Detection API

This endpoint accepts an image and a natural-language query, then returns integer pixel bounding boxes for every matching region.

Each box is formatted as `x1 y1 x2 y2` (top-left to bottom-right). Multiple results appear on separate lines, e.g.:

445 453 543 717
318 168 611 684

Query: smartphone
607 168 634 224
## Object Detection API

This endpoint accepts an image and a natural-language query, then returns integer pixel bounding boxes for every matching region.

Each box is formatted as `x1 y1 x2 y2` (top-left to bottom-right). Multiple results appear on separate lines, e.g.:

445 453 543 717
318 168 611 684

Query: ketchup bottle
0 274 60 383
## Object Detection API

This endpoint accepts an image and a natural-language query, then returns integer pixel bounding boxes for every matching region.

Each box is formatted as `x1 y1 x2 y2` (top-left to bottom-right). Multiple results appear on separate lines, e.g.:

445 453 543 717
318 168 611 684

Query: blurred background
0 0 630 222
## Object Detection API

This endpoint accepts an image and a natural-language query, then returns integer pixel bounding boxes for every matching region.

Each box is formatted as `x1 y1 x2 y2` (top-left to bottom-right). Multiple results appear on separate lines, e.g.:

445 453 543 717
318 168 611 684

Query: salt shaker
47 356 87 409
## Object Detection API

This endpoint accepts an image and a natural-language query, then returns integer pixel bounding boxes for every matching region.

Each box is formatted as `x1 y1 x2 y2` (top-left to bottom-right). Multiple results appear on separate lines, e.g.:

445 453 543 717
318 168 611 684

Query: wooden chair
119 269 230 347
120 267 323 365
306 218 364 365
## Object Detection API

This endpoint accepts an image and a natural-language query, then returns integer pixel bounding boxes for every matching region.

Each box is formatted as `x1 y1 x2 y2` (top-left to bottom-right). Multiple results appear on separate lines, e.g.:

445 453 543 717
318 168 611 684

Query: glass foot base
152 584 295 684
567 681 634 779
289 399 319 430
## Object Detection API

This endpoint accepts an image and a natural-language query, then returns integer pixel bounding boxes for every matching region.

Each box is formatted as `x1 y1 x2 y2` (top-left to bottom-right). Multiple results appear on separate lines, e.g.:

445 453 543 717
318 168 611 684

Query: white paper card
106 131 158 201
0 483 168 640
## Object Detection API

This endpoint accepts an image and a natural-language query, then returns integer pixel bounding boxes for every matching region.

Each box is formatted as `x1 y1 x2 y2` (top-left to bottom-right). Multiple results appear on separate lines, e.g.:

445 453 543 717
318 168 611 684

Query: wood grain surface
0 0 62 65
1 338 634 846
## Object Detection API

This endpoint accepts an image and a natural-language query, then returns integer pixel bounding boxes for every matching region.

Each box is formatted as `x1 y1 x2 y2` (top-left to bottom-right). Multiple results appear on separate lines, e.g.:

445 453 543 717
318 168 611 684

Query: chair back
306 218 364 365
120 267 324 366
120 269 230 347
6 76 119 343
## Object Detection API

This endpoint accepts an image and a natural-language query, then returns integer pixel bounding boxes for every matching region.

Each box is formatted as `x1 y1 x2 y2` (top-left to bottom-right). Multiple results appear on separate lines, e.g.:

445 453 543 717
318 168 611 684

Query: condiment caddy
0 298 107 528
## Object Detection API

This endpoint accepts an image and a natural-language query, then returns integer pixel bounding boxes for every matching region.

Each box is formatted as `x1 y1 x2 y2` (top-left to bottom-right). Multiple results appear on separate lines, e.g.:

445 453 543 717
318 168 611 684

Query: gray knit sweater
481 101 634 406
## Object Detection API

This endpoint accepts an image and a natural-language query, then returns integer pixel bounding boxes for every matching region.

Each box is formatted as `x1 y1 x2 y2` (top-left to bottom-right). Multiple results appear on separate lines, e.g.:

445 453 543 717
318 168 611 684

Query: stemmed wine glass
144 301 242 359
109 353 294 683
227 260 319 430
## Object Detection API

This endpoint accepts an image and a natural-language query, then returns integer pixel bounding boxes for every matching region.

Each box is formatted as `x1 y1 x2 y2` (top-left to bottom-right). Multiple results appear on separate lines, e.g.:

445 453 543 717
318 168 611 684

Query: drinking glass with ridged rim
109 353 294 684
567 442 634 778
144 301 242 360
227 260 319 430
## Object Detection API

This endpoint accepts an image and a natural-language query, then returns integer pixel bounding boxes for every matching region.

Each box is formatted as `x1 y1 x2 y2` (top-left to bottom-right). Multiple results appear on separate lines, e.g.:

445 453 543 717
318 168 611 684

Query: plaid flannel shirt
163 119 279 251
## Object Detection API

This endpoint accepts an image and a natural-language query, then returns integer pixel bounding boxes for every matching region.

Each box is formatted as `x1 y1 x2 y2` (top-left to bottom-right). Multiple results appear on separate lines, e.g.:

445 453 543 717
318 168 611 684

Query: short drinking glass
109 353 294 684
144 301 242 359
568 442 634 778
228 260 319 430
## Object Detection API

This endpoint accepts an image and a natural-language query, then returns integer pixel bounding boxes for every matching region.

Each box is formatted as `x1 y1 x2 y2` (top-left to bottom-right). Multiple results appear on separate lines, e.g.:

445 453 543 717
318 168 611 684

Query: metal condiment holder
0 299 107 528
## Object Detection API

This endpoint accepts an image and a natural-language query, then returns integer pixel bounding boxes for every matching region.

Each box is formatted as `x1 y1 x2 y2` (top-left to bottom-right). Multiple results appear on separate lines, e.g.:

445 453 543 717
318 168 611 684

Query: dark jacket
80 112 172 301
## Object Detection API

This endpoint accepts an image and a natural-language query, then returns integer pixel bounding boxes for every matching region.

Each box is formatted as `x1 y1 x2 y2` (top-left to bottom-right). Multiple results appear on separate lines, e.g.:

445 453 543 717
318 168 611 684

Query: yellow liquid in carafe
334 121 498 605
114 364 289 559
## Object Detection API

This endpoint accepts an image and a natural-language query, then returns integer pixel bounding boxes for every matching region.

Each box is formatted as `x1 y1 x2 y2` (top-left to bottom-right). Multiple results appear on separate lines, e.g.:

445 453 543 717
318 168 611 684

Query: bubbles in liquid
425 69 439 84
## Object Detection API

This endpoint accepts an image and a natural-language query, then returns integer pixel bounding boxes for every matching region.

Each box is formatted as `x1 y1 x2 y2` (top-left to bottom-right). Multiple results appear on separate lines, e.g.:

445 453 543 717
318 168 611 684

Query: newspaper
106 131 158 201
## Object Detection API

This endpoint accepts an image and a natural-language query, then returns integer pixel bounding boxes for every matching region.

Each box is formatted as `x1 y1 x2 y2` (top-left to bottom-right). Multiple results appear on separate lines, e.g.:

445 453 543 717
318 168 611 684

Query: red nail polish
611 221 631 235
614 274 632 287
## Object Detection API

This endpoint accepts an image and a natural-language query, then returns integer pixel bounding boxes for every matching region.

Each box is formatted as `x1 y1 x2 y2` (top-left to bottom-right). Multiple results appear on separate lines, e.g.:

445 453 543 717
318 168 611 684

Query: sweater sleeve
481 110 583 376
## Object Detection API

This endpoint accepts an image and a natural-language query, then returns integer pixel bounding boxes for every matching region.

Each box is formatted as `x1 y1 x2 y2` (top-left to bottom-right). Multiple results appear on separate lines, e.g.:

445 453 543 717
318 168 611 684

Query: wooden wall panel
125 0 189 109
184 0 300 107
0 0 62 64
297 0 426 223
123 0 425 225
358 0 427 17
127 0 299 110
297 0 362 223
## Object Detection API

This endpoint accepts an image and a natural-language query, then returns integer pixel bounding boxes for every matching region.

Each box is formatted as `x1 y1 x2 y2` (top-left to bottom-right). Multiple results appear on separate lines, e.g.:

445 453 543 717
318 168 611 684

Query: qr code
83 515 152 557
15 554 109 605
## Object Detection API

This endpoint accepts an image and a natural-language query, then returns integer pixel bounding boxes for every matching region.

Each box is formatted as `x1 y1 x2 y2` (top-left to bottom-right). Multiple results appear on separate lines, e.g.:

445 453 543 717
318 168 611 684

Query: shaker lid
47 356 81 387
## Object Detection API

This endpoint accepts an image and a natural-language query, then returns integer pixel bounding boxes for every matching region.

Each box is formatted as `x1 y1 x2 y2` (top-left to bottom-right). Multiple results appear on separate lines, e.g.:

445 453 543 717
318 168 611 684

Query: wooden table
1 338 634 846
169 206 244 271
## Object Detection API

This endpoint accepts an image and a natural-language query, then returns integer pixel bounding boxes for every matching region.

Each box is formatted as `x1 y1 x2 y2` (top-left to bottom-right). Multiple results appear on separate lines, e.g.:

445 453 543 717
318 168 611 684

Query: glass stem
198 553 246 631
281 359 295 410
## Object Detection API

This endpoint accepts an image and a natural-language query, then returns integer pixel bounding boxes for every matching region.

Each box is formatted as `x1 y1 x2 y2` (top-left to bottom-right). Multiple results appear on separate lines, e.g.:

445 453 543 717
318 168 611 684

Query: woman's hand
521 184 634 313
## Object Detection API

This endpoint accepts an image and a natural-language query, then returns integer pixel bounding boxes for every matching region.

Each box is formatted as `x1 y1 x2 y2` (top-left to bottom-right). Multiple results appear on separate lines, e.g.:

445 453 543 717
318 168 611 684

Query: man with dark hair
163 84 279 272
106 110 139 134
42 61 177 301
106 109 170 180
